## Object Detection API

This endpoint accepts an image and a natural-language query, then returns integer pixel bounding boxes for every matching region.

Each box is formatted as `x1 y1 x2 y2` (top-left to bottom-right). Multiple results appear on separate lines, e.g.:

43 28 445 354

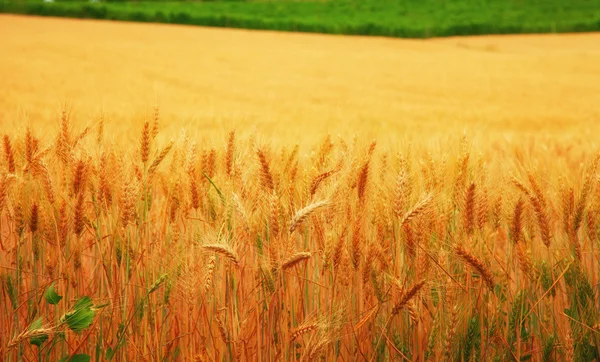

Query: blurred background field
2 14 600 148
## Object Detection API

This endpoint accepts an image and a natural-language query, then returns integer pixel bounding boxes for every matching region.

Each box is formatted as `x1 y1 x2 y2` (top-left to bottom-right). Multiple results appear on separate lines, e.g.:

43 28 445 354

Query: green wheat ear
540 262 556 297
425 315 439 361
542 335 556 362
149 273 168 293
370 272 384 303
463 316 480 362
4 275 18 309
508 291 526 350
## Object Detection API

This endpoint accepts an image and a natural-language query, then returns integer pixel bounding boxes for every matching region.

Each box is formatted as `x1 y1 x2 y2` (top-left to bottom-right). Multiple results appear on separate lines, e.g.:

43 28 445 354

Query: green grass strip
2 0 600 38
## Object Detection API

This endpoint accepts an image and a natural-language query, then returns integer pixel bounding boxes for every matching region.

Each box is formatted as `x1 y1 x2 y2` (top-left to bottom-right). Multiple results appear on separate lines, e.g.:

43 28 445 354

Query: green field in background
2 0 600 38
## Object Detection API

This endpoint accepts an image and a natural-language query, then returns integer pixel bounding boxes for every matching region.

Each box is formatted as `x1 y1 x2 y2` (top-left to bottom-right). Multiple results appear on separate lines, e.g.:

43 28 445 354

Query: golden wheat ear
454 243 495 291
289 200 329 234
203 244 240 266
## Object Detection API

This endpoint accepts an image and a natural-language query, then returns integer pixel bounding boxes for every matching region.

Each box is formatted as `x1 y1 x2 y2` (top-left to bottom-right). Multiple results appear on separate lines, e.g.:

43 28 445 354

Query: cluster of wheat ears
1 108 600 361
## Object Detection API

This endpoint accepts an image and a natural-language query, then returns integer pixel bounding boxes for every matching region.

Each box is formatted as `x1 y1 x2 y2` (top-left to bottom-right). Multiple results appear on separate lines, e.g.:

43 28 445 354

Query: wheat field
2 15 600 145
2 14 600 362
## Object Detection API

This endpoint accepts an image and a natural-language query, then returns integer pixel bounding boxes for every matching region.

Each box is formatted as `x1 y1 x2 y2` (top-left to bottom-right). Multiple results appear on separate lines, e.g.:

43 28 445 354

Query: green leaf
30 333 48 347
64 308 95 332
28 317 48 347
57 355 90 362
73 296 93 310
44 282 63 305
29 317 43 330
60 296 95 332
202 172 226 206
69 354 91 362
105 347 114 360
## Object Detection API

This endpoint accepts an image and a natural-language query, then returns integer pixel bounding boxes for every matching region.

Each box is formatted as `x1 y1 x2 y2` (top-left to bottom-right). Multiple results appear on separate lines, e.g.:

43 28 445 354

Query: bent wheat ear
72 125 91 148
400 193 433 226
290 323 319 342
149 273 168 293
147 141 174 176
282 251 311 270
455 244 495 290
289 200 329 233
392 279 426 315
7 326 54 350
203 244 239 265
309 169 338 197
